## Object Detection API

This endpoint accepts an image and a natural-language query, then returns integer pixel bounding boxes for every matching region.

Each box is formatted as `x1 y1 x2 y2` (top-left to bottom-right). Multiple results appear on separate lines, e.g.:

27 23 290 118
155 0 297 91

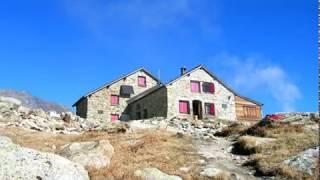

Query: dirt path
194 137 259 179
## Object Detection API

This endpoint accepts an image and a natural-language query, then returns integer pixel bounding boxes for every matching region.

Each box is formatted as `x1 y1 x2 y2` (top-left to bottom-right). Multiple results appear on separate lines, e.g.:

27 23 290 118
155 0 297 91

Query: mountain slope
0 89 69 113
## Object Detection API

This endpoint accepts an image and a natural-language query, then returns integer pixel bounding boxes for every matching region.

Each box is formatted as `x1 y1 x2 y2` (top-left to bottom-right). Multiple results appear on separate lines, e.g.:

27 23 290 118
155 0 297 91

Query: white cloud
61 0 220 37
209 53 301 112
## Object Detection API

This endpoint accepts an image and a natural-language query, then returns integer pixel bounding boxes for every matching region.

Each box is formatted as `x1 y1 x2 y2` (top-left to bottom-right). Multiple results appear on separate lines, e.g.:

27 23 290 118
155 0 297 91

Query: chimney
180 67 187 76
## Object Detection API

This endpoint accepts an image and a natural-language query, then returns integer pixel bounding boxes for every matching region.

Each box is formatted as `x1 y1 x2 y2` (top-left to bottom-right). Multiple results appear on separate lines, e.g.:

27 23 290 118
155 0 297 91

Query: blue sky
0 0 317 114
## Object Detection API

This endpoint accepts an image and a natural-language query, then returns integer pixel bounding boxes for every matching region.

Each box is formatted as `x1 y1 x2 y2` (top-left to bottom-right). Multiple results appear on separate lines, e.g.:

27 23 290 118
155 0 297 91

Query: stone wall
128 87 168 120
82 70 158 123
166 68 237 121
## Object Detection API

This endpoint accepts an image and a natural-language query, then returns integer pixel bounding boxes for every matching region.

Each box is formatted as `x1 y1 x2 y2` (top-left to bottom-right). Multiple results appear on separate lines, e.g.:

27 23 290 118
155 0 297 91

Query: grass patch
0 127 200 179
245 120 305 138
233 136 260 155
214 122 247 137
237 120 319 179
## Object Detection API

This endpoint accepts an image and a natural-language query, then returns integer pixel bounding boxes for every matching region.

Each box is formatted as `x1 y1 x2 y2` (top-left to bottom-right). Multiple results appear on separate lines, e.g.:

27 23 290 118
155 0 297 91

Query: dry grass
237 121 319 179
213 171 231 180
0 127 200 179
246 120 305 138
214 123 247 137
234 136 258 155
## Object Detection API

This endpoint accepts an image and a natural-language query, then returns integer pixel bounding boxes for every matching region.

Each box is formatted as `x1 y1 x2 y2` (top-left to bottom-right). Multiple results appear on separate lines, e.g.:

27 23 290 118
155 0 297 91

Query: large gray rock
200 167 224 177
134 168 182 180
60 140 114 169
284 146 319 176
0 136 89 180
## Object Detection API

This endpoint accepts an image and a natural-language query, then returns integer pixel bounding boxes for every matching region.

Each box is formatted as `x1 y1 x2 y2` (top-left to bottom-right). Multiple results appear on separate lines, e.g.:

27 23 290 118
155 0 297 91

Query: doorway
192 100 203 120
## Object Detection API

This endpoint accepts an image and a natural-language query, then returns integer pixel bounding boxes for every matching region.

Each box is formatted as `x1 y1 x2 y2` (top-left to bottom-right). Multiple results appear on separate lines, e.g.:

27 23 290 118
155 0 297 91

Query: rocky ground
0 96 318 180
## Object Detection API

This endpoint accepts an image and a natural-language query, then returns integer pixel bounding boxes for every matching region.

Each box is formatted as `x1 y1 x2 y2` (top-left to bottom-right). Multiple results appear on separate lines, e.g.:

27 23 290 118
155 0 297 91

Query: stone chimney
180 67 187 76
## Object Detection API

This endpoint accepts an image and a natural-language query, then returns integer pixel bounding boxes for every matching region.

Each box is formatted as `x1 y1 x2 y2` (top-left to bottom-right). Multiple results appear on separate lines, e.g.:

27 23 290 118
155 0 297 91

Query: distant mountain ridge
0 89 69 113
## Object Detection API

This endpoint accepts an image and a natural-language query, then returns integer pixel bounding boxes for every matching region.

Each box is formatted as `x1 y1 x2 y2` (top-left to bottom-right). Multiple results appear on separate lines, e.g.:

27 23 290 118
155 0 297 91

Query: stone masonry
75 66 261 122
166 67 236 121
74 69 158 123
128 66 237 121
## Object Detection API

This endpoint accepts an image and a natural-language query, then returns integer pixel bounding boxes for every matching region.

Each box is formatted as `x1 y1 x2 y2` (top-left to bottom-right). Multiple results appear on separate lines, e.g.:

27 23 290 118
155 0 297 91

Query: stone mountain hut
73 65 263 122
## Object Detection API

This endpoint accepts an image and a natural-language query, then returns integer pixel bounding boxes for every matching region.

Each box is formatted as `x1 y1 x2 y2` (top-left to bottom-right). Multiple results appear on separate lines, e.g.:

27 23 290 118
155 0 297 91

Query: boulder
31 109 48 119
200 167 230 178
49 111 60 119
60 140 114 169
0 136 89 180
284 146 319 176
61 112 73 123
17 106 31 115
134 168 182 180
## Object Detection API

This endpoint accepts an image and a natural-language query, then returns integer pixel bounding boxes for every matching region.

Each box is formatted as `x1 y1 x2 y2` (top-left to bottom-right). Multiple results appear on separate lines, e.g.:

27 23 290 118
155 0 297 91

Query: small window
203 82 215 94
136 112 141 119
143 109 148 119
205 103 215 116
138 76 146 87
190 81 201 93
111 114 119 122
111 95 119 105
179 101 190 114
98 110 104 114
222 104 227 109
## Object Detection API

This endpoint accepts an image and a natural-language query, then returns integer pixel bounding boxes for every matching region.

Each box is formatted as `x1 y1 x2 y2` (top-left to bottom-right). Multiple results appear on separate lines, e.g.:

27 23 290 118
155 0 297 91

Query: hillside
0 96 318 179
0 89 69 113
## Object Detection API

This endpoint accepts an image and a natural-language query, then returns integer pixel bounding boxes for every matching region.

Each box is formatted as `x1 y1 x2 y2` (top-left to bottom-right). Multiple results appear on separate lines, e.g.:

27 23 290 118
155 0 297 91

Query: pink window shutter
138 76 146 86
179 101 188 113
111 114 119 122
209 83 215 93
111 95 119 105
191 81 200 92
210 104 215 115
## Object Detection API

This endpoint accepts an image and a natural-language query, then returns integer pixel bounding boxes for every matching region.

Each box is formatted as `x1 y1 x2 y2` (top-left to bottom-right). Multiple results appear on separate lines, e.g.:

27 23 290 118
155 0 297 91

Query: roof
72 67 160 106
127 84 165 104
166 65 263 106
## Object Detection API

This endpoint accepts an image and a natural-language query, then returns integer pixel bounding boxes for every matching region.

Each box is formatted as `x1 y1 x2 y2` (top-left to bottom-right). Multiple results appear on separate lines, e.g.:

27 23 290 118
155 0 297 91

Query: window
190 81 200 93
111 114 119 122
136 112 141 119
98 110 104 114
203 82 215 94
136 104 141 119
143 109 148 119
179 101 190 114
222 104 227 109
111 95 119 105
205 103 215 116
138 76 146 87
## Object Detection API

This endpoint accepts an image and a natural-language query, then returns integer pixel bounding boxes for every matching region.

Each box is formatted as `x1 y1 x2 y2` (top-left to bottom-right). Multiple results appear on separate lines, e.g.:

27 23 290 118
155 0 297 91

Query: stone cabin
73 68 159 123
128 65 263 121
73 65 263 122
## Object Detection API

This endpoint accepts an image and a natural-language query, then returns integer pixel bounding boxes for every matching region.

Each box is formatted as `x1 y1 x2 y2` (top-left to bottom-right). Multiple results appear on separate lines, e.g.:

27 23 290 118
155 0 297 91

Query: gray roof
72 67 160 107
127 84 164 104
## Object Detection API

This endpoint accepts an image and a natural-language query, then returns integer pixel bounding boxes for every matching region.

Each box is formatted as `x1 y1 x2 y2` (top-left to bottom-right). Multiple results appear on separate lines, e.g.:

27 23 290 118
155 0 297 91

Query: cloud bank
209 53 301 112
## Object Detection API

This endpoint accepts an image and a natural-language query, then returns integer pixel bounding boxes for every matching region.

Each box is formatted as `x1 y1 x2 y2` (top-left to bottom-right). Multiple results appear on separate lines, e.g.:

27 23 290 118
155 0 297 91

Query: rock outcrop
284 146 319 176
200 167 230 178
0 96 129 134
129 117 234 140
0 136 89 180
60 140 114 169
134 168 182 180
